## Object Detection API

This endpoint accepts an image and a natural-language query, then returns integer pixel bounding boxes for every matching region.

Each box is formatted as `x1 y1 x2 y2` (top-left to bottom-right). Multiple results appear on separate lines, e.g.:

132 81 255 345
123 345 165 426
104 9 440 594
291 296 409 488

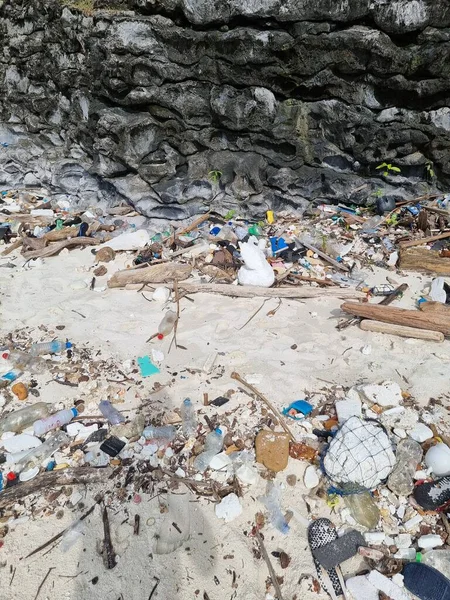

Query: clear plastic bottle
98 400 125 425
1 349 46 374
417 550 450 578
158 311 177 337
259 482 290 534
155 486 191 554
30 340 72 356
143 425 176 443
194 428 223 471
181 398 197 438
342 485 380 529
33 407 78 436
0 402 51 434
15 431 70 473
388 438 423 496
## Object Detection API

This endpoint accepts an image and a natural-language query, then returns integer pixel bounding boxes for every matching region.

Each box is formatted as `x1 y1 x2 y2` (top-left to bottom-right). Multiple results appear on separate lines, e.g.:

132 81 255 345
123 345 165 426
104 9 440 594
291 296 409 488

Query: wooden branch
0 467 112 510
171 282 364 299
43 226 80 243
360 320 444 342
290 274 336 287
341 302 450 336
176 212 210 236
102 505 117 569
419 301 450 314
22 237 98 259
1 238 22 256
231 372 295 441
399 230 450 249
255 527 285 600
294 237 349 272
338 283 408 330
108 263 192 288
399 247 450 275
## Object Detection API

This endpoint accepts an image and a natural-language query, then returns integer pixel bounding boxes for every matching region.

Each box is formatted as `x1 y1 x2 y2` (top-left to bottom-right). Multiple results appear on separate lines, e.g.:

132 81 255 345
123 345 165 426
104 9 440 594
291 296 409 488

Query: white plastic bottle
30 340 72 356
181 398 197 437
194 428 223 471
33 407 78 436
158 311 177 337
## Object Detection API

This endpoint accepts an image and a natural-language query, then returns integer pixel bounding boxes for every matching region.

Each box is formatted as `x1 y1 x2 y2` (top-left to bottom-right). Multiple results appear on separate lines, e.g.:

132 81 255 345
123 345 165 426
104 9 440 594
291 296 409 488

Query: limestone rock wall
1 0 450 218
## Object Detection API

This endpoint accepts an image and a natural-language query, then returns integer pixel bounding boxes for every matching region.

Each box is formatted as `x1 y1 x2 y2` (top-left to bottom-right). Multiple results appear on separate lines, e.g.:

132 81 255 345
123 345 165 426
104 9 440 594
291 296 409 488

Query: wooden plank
399 247 450 275
341 302 450 335
108 262 193 288
174 282 364 299
360 320 444 342
399 230 450 249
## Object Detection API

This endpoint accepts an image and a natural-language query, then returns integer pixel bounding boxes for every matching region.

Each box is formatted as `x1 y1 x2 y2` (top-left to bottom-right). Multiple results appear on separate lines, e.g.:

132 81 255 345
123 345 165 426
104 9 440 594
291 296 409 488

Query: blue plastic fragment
282 400 313 420
137 356 160 377
46 461 56 472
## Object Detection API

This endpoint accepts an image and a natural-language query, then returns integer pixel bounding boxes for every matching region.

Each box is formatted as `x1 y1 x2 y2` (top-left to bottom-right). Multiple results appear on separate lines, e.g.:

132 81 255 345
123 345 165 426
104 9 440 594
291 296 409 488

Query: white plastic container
33 407 78 436
425 443 450 476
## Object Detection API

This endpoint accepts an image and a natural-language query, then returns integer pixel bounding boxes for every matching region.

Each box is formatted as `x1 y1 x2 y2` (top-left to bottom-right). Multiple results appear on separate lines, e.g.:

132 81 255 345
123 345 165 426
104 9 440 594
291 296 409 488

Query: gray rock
0 0 449 219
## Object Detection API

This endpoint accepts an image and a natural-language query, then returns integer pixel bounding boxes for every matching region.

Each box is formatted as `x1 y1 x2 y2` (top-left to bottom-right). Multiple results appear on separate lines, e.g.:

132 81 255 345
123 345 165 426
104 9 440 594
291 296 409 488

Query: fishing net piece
323 416 395 491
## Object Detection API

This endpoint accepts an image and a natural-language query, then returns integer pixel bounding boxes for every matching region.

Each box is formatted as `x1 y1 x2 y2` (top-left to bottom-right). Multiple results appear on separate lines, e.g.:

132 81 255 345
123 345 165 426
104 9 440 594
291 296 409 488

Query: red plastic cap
6 472 16 481
1 352 8 359
157 334 164 340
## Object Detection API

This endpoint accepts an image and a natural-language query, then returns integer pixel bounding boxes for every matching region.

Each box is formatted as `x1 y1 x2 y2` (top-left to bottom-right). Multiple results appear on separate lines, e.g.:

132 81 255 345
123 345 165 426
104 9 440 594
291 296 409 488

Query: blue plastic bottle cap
215 428 222 435
65 341 73 349
71 407 79 418
184 398 191 405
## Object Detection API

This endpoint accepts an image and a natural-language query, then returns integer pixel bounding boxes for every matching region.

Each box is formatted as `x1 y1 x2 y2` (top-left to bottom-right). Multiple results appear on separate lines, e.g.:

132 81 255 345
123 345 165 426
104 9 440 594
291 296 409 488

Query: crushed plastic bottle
181 398 197 438
0 402 51 434
15 431 70 474
0 367 23 388
388 438 423 496
158 310 177 337
30 340 72 356
33 407 78 436
143 425 176 443
194 428 223 471
98 400 125 425
155 485 191 554
259 481 290 534
417 550 450 579
343 486 380 529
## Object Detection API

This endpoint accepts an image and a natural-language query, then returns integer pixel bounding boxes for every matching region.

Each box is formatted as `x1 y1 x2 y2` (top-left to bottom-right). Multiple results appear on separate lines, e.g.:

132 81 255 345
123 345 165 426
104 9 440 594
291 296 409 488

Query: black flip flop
403 562 450 600
308 518 344 598
413 476 450 511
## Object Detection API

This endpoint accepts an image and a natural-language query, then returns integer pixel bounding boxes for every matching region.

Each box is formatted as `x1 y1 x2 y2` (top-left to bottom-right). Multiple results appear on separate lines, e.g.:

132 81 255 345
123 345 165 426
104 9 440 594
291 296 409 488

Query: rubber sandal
312 529 366 571
308 518 344 598
403 562 450 600
413 476 450 511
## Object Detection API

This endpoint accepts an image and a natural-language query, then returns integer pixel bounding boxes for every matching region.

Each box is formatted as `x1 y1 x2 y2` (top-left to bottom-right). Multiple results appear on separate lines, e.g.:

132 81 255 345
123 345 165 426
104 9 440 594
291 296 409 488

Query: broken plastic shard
154 486 191 555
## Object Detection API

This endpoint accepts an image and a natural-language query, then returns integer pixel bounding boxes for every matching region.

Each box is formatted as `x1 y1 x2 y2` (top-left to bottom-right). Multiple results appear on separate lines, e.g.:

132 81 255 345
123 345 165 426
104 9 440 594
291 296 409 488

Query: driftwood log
22 237 98 259
166 282 365 298
419 301 450 314
108 262 193 288
0 467 111 510
399 247 450 275
360 319 444 342
341 302 450 336
399 230 450 249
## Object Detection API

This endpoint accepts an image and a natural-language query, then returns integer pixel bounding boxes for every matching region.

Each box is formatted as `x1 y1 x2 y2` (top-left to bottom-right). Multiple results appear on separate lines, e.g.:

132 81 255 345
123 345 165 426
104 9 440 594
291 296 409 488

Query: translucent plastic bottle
194 428 223 471
16 431 70 473
388 438 423 496
143 425 176 443
259 482 290 534
155 486 191 554
98 400 125 425
33 407 78 436
417 550 450 579
1 349 45 374
342 485 380 529
30 340 72 356
0 402 51 434
181 398 197 438
158 311 177 337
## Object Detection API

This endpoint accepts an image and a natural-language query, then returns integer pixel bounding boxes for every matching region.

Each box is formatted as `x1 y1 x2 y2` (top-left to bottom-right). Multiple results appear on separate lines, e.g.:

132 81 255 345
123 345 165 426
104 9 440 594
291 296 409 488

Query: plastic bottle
15 431 70 473
155 486 191 554
0 367 23 388
98 400 125 425
111 414 145 439
158 311 177 337
30 340 72 356
0 402 51 434
417 550 450 579
33 407 78 436
259 482 290 534
194 428 223 471
342 485 380 529
143 425 176 443
181 398 197 438
388 439 423 496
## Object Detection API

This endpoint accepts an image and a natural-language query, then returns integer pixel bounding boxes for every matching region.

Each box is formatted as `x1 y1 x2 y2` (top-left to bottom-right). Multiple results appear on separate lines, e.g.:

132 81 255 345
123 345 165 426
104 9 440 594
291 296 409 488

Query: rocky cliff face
1 0 450 218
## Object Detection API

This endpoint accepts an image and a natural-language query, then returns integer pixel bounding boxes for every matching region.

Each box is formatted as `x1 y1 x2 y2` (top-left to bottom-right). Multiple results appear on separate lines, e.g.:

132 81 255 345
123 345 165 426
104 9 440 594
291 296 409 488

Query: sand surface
0 244 448 600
